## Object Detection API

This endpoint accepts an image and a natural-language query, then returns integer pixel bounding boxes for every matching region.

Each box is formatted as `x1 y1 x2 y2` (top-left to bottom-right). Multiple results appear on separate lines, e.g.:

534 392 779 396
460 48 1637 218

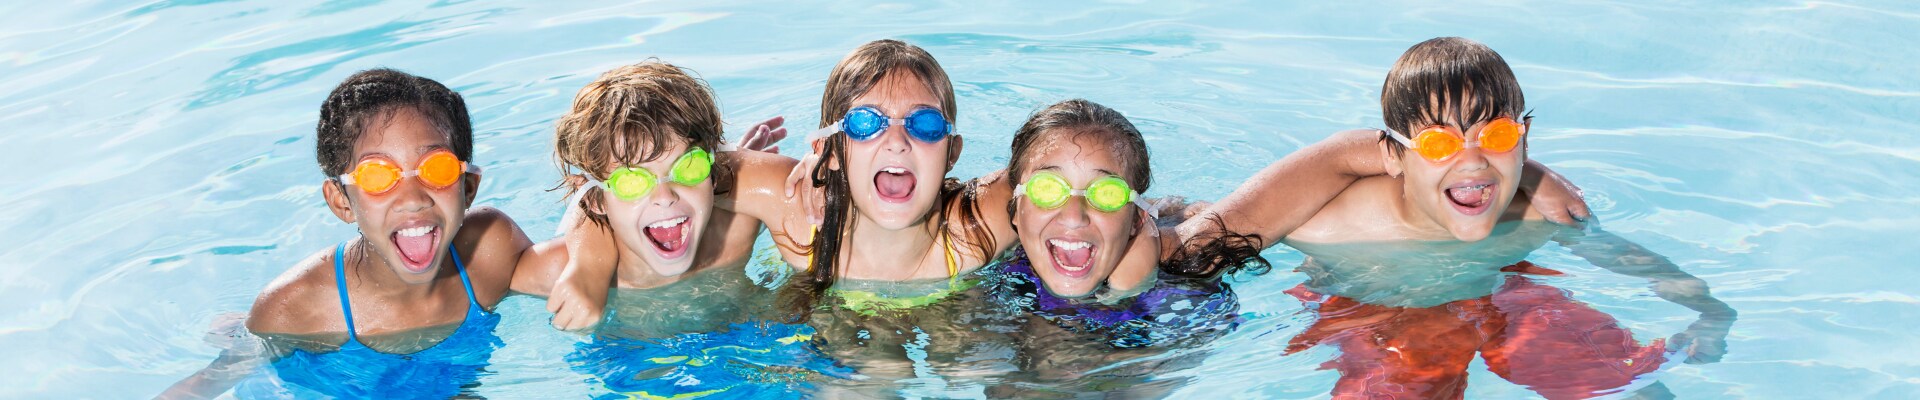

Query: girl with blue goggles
809 105 952 142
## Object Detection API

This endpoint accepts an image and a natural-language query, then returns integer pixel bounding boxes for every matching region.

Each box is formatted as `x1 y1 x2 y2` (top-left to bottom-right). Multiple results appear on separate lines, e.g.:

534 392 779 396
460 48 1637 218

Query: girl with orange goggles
334 149 480 195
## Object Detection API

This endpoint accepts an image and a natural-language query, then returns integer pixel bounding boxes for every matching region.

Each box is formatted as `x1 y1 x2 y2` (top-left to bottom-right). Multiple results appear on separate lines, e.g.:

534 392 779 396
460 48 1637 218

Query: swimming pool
3 0 1917 398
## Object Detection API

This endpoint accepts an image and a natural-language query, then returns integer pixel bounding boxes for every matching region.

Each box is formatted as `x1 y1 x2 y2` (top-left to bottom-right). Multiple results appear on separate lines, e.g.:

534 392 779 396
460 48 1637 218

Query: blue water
3 0 1917 398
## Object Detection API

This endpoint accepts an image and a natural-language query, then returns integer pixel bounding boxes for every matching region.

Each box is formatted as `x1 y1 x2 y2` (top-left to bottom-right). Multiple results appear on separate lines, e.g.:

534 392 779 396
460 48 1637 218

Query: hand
1668 310 1734 364
545 262 608 332
736 116 788 153
1525 161 1592 226
783 136 828 225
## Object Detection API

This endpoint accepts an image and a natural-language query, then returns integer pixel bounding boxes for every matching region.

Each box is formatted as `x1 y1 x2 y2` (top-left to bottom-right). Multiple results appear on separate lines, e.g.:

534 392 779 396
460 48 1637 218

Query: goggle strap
807 123 840 142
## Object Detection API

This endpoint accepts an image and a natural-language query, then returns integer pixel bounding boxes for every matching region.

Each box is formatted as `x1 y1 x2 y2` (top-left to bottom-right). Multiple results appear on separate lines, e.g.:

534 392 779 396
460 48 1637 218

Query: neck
612 241 689 289
844 210 940 280
348 237 447 303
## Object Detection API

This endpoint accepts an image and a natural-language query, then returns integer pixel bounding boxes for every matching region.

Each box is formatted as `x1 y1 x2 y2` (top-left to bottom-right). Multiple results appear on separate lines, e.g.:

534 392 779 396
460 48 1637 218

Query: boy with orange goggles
1384 115 1530 163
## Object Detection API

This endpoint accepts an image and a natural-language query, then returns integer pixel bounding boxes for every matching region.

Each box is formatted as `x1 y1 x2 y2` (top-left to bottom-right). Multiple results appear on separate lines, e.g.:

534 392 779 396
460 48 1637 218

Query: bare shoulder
452 206 532 308
245 248 342 337
1287 176 1402 243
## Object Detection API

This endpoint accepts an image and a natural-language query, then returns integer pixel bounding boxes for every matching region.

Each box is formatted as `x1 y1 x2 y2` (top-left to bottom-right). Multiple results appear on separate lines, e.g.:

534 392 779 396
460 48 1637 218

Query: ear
322 180 357 223
1378 137 1405 178
462 173 482 208
944 135 965 172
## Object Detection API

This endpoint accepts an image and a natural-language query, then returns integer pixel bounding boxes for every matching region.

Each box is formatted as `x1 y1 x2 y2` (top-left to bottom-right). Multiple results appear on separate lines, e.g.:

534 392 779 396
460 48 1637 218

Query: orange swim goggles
1386 116 1530 163
334 149 480 195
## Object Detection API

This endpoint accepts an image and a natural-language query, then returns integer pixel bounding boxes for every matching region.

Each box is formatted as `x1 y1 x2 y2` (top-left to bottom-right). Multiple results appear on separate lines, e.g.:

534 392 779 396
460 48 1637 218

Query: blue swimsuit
986 246 1243 348
238 242 503 399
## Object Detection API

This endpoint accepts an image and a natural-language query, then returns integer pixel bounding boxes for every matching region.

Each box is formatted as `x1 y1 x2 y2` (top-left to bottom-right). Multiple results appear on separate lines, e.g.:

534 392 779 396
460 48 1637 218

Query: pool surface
2 0 1917 398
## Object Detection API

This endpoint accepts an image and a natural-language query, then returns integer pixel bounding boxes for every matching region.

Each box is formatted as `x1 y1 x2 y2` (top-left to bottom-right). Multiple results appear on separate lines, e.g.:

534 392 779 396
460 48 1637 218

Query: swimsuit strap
332 242 360 343
449 244 482 311
942 230 959 286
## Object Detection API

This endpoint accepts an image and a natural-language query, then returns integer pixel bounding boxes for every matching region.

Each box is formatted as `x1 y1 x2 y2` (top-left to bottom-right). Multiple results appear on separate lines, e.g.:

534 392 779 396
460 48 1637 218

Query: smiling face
1013 131 1142 298
597 137 714 277
1388 116 1527 242
328 107 474 284
841 70 955 231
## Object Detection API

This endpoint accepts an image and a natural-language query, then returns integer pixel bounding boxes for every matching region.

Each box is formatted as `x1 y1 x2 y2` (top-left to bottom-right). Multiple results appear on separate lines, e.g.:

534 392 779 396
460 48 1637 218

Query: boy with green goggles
596 147 714 201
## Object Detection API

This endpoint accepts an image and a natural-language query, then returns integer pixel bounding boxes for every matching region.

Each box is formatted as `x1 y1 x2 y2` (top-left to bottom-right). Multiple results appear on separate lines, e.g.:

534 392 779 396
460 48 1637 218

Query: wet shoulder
1287 176 1406 243
246 248 346 339
451 206 531 309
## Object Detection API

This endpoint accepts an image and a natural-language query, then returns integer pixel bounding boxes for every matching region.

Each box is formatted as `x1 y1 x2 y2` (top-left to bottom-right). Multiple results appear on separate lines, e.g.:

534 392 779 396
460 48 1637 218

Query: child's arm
157 313 268 399
1173 129 1386 250
1175 129 1592 253
542 202 618 331
1520 159 1591 226
1555 228 1736 364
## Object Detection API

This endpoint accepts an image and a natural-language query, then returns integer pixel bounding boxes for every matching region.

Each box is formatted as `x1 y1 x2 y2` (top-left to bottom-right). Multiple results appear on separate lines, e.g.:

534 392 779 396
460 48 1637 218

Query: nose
390 177 434 214
648 180 681 208
1055 197 1091 229
1452 146 1489 172
878 121 910 154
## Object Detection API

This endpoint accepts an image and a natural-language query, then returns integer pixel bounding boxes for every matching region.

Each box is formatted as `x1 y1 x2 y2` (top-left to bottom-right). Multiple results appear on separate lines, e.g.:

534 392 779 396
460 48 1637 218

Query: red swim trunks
1284 262 1668 400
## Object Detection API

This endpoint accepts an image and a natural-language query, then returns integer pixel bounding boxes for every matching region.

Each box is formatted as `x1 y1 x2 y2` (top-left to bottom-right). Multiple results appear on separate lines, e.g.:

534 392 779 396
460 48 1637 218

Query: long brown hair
773 39 996 322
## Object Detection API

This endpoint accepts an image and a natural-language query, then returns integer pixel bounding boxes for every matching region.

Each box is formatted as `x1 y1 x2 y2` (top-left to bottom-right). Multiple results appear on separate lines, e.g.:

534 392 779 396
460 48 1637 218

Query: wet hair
316 68 472 179
552 60 732 230
773 39 992 322
1003 99 1269 281
1379 37 1526 155
1004 99 1152 206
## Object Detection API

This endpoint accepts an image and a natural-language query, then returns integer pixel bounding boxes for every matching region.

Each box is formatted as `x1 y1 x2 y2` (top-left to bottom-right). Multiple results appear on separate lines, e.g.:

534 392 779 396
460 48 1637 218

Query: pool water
3 0 1918 398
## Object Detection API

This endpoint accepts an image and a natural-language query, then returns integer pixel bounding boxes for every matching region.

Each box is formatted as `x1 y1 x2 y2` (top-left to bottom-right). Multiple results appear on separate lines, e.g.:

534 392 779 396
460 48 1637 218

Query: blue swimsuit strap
331 241 482 345
448 243 482 311
332 242 359 344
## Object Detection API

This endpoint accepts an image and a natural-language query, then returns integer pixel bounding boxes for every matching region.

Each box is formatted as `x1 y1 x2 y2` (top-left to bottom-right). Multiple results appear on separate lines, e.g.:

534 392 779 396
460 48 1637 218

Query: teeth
881 167 907 174
397 226 433 237
648 217 688 229
1048 239 1091 250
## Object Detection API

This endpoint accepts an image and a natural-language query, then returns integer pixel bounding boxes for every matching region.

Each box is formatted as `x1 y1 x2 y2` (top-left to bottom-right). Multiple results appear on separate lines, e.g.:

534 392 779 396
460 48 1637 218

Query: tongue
646 222 685 251
1056 244 1093 268
1448 187 1487 207
394 230 435 265
875 171 915 199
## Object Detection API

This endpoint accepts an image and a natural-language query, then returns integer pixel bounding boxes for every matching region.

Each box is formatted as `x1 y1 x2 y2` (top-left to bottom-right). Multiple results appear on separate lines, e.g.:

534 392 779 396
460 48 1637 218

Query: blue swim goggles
809 106 953 143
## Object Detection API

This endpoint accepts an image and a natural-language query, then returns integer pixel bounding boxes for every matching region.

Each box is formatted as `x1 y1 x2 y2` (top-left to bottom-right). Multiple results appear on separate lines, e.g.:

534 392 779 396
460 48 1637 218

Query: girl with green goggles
1014 171 1156 217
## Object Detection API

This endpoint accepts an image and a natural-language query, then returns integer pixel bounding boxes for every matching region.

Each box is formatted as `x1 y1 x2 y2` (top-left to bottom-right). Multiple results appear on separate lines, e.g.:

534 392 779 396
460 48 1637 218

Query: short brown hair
553 60 729 228
1380 37 1525 153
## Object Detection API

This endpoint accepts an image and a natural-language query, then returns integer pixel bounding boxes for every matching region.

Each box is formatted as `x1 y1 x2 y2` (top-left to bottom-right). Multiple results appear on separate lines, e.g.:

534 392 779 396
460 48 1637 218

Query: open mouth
873 166 916 204
1046 238 1095 278
1444 181 1495 216
391 224 440 273
643 216 692 259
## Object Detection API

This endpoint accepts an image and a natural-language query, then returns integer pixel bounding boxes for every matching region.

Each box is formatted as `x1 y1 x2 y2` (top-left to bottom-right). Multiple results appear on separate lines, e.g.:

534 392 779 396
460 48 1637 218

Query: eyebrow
855 103 941 117
1033 165 1123 177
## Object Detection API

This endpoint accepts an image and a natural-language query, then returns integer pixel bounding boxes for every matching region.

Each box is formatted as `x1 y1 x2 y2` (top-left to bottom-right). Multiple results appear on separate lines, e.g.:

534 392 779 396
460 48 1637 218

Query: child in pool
1178 37 1736 399
163 69 542 399
513 61 846 397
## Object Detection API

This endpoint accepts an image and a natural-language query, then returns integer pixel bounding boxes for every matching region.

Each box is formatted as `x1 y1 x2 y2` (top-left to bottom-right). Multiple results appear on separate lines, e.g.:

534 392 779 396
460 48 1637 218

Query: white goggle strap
334 162 479 187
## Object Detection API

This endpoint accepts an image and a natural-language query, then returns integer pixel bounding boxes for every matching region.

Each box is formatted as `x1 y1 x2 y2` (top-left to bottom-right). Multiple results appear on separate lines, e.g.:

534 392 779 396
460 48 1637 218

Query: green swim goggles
1014 171 1150 213
596 147 713 201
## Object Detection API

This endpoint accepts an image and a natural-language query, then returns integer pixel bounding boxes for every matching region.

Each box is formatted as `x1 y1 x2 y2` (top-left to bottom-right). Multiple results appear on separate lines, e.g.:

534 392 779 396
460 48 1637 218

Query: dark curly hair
315 68 472 180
